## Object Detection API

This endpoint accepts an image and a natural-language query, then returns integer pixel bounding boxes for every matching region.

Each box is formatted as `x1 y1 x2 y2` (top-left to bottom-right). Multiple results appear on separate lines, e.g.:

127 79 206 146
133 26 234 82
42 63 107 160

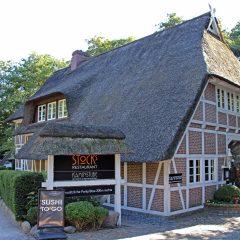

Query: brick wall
218 157 224 181
189 188 202 208
238 116 240 128
204 132 216 154
204 83 216 102
193 102 203 121
218 134 226 154
170 158 186 186
171 190 186 212
218 112 227 125
146 163 158 185
127 163 142 183
127 186 142 208
150 189 164 212
205 103 216 123
205 186 216 201
158 165 164 185
189 131 202 154
229 114 237 127
177 135 186 154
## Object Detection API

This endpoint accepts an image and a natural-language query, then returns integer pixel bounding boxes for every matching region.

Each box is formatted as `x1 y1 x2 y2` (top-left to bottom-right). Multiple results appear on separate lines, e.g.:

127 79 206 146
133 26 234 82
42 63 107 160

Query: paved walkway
0 202 240 239
0 206 32 240
67 211 240 240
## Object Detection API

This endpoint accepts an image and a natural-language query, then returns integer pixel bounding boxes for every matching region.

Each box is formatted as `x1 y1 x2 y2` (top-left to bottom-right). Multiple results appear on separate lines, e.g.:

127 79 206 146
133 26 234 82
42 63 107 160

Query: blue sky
1 0 239 61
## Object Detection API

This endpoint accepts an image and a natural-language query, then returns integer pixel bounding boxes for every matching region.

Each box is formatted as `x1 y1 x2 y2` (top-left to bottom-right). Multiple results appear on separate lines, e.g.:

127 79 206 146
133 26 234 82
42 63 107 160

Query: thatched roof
9 12 240 162
16 122 131 160
5 104 24 122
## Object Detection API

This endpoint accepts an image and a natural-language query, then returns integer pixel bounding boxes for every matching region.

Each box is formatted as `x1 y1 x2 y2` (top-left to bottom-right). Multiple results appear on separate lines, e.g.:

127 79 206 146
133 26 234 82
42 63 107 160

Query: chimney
70 50 89 71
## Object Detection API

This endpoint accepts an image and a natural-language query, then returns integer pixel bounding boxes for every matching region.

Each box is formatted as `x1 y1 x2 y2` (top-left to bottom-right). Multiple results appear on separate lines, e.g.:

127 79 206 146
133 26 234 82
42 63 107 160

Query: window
217 88 240 113
47 102 56 120
205 159 215 182
58 99 68 118
227 91 235 112
237 95 240 113
227 92 231 111
38 105 46 122
231 93 234 111
217 88 225 109
37 99 68 122
189 159 201 183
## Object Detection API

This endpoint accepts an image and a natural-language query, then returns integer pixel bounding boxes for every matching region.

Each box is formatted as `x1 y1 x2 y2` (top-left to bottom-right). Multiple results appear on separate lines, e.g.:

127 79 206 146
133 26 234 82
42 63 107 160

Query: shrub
94 206 108 229
0 166 6 171
0 170 44 220
65 201 95 230
214 185 240 203
26 206 38 226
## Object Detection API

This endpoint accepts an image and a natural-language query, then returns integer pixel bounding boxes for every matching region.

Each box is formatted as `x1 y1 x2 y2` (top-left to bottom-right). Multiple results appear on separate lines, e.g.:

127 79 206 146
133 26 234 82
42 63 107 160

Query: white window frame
189 159 201 184
216 87 240 114
38 104 46 122
47 102 56 120
236 95 240 113
204 158 216 182
217 88 225 110
58 99 68 118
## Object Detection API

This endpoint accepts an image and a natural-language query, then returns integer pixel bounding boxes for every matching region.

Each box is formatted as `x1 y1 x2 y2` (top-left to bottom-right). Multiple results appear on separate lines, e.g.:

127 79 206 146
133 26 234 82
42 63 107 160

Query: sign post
42 154 121 226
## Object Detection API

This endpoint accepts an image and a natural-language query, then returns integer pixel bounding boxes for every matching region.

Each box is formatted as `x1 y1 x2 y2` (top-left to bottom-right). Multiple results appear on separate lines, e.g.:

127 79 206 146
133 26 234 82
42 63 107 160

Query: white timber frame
42 154 122 226
105 79 240 217
171 78 240 215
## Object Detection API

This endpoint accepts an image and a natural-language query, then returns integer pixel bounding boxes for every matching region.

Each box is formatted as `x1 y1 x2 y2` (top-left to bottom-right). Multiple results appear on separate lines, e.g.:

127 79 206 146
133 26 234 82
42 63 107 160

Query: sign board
169 173 182 184
54 155 115 181
62 185 115 197
38 190 65 229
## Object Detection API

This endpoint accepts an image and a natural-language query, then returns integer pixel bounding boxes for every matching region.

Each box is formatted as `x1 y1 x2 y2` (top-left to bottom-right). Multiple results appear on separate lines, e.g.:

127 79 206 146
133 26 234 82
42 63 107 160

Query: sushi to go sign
38 190 65 228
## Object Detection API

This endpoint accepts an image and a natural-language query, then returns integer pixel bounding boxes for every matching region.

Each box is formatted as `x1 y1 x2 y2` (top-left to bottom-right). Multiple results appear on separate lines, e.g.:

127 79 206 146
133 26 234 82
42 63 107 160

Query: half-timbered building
6 12 240 216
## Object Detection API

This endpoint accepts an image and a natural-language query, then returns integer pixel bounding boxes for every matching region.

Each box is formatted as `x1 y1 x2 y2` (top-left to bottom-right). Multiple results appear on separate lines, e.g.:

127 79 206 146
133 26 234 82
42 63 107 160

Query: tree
229 22 240 58
86 36 135 57
0 53 67 157
156 13 184 31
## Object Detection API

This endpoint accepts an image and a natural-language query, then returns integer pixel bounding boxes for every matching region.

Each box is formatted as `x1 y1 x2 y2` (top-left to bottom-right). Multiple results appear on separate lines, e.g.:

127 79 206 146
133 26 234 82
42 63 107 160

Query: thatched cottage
6 12 240 216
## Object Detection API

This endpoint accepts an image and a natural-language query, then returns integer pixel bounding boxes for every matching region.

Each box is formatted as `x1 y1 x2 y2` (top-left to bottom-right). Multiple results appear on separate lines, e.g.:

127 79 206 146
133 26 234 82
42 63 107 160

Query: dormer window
38 105 46 122
47 102 56 120
37 98 68 122
58 99 68 118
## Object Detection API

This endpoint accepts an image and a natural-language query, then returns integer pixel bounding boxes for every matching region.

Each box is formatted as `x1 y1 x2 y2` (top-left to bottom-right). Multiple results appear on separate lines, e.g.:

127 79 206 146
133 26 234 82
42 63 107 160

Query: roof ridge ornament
207 4 222 40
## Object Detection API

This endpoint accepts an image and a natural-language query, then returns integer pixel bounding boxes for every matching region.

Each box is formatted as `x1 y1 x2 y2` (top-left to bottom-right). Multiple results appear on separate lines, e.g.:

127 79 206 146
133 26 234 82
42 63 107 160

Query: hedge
0 170 44 220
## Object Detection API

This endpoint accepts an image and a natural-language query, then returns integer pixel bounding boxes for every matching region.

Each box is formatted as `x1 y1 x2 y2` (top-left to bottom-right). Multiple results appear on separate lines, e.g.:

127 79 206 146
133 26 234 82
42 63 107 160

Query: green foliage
0 53 68 157
229 22 240 58
86 36 135 57
156 13 184 31
214 185 240 203
0 170 44 220
26 206 38 226
0 166 6 170
26 191 38 210
94 206 108 229
65 201 108 231
65 201 96 230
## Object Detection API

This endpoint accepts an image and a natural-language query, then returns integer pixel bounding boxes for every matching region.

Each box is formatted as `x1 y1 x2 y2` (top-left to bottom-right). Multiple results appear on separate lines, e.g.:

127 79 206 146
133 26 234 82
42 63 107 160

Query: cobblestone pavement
67 211 240 240
0 201 239 240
